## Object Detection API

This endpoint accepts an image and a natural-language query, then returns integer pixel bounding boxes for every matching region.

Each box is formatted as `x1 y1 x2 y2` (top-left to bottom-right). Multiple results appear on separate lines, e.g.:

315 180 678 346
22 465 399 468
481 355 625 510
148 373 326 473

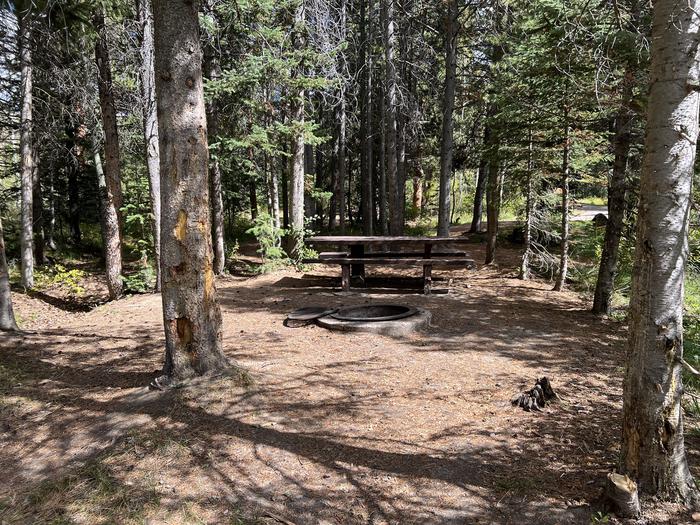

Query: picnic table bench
305 236 475 294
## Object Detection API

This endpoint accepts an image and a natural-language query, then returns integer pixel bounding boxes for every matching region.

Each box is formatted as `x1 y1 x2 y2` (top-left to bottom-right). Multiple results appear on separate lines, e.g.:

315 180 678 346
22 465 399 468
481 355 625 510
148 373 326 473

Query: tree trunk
378 82 388 234
437 0 457 237
360 0 373 235
93 138 123 299
337 89 347 234
621 0 700 503
203 1 226 275
484 130 501 265
286 1 305 255
152 0 229 381
32 146 46 265
94 9 124 299
0 216 18 331
593 68 634 314
18 2 34 289
46 167 56 250
382 0 400 235
68 155 81 245
137 0 162 290
519 128 534 280
470 124 489 233
553 108 570 291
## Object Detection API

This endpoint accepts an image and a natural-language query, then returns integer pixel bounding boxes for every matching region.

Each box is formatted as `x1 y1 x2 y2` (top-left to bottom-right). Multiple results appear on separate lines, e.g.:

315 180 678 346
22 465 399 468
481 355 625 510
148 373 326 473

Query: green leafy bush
35 264 86 296
122 265 156 294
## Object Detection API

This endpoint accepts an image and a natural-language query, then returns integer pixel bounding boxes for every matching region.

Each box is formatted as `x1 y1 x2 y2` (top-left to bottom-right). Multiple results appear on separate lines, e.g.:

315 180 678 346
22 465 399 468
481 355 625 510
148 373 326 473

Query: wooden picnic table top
307 235 469 245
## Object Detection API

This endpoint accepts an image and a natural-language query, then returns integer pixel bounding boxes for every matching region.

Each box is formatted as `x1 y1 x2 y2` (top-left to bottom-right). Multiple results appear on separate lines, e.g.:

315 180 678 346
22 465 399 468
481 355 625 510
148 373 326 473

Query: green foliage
35 264 86 296
122 265 156 294
246 213 288 272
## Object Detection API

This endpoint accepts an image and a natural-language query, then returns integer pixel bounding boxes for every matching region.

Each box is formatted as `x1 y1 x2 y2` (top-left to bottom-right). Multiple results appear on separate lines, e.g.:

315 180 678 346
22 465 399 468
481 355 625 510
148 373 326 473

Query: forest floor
1 235 698 524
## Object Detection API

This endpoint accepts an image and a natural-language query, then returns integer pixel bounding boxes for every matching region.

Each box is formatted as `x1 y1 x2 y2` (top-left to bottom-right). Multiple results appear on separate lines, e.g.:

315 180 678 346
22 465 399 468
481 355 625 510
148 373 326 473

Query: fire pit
331 304 417 322
317 303 430 336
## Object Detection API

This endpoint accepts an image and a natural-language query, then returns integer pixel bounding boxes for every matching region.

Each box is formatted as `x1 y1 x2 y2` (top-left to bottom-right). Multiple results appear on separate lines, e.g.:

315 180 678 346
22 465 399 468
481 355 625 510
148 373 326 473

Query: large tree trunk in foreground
553 109 570 292
437 0 457 237
94 9 124 299
593 69 634 314
153 0 228 381
621 0 700 503
0 217 18 331
137 0 161 290
18 3 34 289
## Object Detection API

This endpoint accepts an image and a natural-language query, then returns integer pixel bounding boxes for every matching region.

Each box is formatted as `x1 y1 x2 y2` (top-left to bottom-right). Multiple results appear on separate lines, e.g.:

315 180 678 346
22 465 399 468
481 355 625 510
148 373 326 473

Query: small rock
692 512 700 522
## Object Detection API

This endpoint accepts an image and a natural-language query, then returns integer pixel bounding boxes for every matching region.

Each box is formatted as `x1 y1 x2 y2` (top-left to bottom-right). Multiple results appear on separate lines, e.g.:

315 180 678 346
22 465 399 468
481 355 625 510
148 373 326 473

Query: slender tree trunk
593 69 634 313
0 216 18 331
46 166 56 250
382 0 400 234
268 155 281 230
287 1 305 256
621 0 700 503
68 155 81 245
360 0 373 235
93 138 123 299
379 82 388 234
337 89 347 234
137 0 161 290
94 9 124 299
203 1 226 275
18 2 34 288
484 128 501 265
553 107 570 291
282 159 289 229
437 0 457 237
32 146 45 265
519 128 534 280
152 0 229 381
470 123 490 233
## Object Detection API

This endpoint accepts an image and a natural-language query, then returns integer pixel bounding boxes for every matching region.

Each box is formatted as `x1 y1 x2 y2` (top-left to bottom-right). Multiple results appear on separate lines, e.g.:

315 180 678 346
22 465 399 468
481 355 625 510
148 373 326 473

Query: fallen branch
512 377 558 412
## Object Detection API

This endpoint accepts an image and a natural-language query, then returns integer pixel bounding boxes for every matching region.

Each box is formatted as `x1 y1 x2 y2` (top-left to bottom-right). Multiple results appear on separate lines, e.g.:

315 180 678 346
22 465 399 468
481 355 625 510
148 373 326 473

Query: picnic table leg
341 263 351 292
423 264 432 295
350 245 365 279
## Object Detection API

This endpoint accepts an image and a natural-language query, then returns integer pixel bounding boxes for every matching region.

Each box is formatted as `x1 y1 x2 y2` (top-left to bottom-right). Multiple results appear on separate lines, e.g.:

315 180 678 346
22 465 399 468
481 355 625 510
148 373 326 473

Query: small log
512 377 558 411
604 472 640 518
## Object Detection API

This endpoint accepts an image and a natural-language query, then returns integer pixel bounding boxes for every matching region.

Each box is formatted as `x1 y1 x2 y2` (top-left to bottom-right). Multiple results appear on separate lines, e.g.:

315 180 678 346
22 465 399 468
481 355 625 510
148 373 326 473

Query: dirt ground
1 240 698 524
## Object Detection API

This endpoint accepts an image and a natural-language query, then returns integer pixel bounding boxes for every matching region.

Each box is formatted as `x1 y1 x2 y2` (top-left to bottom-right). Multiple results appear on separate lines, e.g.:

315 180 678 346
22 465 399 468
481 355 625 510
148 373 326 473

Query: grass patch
576 196 607 206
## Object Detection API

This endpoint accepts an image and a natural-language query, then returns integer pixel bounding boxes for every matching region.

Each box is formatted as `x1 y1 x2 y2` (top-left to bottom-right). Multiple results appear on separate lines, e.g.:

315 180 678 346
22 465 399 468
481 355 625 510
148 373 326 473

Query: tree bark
336 88 347 234
32 146 46 265
153 0 229 381
94 9 124 299
519 128 534 280
484 129 501 265
553 107 570 291
18 2 34 289
287 1 305 256
203 0 226 275
92 138 123 299
470 124 489 232
382 0 400 235
360 0 373 235
437 0 457 237
593 69 634 313
0 216 18 331
137 0 162 290
620 0 700 503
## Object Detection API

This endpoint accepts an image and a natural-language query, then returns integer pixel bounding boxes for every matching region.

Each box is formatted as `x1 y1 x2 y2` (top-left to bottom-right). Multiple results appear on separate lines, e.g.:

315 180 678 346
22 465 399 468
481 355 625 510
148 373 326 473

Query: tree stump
604 472 640 518
511 377 558 411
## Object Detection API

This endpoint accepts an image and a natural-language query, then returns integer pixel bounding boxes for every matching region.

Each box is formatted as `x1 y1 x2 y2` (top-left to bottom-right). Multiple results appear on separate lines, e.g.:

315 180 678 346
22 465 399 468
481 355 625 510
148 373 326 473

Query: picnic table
305 235 475 294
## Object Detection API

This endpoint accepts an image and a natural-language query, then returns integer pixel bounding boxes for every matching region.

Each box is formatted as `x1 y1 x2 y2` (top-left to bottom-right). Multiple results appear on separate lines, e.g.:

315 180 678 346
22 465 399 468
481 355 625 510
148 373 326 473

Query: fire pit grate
331 304 417 322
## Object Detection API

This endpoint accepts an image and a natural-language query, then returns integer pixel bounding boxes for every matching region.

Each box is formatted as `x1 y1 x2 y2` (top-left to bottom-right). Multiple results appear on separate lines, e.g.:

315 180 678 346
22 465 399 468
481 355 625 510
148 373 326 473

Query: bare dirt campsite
3 0 700 523
0 241 696 524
